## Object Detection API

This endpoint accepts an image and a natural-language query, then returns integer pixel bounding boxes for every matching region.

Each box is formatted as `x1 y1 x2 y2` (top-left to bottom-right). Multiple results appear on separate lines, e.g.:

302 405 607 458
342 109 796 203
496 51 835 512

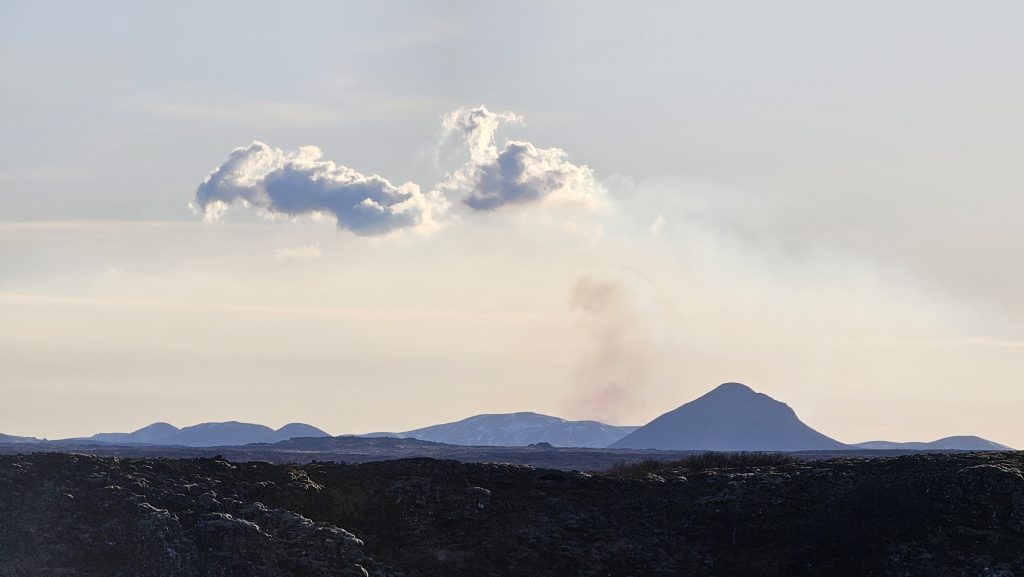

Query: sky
1 1 1023 446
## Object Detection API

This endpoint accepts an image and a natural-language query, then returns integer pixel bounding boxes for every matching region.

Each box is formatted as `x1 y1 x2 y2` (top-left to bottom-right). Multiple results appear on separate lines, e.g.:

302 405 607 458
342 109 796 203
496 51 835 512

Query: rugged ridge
612 382 849 451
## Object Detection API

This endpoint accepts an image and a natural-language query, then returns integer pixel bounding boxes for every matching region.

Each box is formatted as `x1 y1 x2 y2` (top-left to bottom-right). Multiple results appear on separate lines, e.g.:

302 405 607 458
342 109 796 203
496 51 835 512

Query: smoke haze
563 272 672 424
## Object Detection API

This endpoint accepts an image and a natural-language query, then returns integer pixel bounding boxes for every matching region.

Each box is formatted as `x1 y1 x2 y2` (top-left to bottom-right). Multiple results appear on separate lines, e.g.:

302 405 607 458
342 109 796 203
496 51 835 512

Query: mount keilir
366 412 638 448
612 382 849 451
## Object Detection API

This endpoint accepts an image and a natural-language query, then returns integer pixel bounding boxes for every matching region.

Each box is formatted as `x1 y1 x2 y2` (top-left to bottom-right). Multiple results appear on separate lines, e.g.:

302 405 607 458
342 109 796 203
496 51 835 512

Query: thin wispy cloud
0 292 547 322
649 213 667 235
273 243 322 262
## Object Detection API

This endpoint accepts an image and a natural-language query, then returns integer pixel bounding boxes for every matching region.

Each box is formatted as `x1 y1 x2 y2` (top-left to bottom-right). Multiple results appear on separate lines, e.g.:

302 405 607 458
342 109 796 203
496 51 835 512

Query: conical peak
611 381 847 450
683 382 797 418
709 382 755 395
697 382 790 412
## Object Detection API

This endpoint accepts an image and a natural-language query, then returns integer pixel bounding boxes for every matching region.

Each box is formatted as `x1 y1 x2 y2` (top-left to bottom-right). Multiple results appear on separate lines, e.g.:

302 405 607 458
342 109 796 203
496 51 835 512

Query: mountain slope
611 382 849 451
169 422 280 447
854 435 1012 451
0 433 38 444
383 412 637 447
90 422 180 444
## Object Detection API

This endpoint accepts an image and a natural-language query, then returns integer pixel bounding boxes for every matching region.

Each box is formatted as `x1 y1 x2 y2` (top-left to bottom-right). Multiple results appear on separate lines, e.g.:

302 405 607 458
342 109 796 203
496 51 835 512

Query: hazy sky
2 1 1023 446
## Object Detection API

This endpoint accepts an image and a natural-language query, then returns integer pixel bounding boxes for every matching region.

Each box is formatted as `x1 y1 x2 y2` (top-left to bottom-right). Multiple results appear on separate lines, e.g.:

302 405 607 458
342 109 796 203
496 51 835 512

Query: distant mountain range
853 436 1012 451
1 383 1014 452
80 421 331 447
612 382 849 451
364 412 638 448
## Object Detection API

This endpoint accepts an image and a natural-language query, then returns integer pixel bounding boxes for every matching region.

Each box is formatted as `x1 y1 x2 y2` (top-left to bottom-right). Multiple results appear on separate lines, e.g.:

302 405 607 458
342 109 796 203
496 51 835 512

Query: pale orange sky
1 2 1022 447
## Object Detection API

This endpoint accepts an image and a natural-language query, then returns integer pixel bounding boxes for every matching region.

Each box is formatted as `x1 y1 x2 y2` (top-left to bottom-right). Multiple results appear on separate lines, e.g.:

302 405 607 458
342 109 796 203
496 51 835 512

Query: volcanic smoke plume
562 271 669 424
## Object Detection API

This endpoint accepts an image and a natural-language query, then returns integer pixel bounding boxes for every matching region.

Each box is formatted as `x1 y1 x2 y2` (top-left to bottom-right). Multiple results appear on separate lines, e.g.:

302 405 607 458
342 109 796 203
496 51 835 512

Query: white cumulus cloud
193 106 602 235
441 106 606 211
193 141 448 236
440 105 522 165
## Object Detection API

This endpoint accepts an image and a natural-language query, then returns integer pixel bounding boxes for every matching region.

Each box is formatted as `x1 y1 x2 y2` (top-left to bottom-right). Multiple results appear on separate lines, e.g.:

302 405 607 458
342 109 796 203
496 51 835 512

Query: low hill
372 412 637 447
853 435 1012 451
83 421 331 447
90 422 180 444
0 433 38 444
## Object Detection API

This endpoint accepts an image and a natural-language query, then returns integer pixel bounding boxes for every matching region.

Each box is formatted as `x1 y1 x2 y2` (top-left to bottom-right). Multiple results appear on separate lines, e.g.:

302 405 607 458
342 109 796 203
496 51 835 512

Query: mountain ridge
854 435 1012 451
4 383 1013 451
80 421 331 447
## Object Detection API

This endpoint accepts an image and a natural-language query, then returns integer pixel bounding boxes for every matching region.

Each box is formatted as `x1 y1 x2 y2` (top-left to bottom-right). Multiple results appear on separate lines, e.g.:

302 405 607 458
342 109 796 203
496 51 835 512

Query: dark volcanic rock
0 454 388 577
1 451 1023 576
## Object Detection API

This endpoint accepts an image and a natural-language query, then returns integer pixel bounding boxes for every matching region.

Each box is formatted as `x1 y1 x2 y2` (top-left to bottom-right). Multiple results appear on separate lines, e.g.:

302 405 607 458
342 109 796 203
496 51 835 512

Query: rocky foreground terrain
1 452 1022 576
0 436 940 471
